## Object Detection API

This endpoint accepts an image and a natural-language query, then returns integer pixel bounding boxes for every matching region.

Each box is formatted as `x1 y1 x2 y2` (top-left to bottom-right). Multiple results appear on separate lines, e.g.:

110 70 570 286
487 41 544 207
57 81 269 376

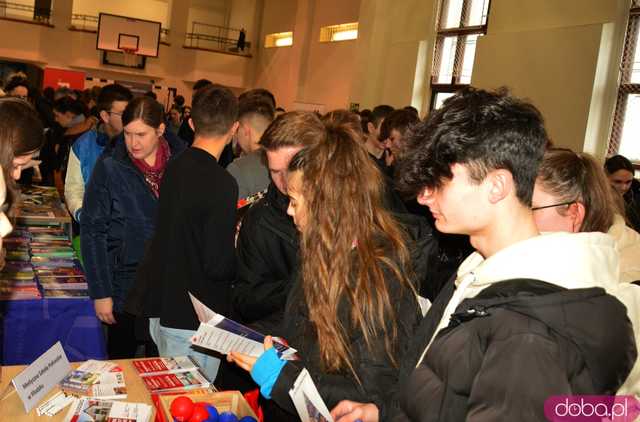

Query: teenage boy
144 85 239 382
65 84 132 222
232 111 325 329
332 87 637 422
226 97 275 199
364 104 393 173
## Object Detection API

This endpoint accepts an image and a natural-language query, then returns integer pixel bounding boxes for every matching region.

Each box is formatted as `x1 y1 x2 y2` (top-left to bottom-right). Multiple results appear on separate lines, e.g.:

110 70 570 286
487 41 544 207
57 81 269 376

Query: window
430 0 491 110
609 0 640 162
319 23 358 42
265 31 293 48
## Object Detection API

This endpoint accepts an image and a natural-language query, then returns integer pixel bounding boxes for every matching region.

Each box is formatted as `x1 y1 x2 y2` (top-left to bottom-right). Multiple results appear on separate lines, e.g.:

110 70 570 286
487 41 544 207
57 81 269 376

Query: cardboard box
158 390 258 420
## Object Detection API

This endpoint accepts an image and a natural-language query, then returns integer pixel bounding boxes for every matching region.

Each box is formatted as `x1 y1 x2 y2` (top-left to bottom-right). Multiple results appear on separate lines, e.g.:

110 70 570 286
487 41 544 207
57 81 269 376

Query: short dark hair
379 109 420 141
174 95 185 107
605 154 635 175
239 88 276 109
238 97 275 122
191 84 238 137
53 96 85 116
144 90 157 100
96 84 132 113
370 105 394 127
5 78 29 95
359 109 372 134
193 79 213 92
396 87 549 206
259 111 324 151
122 96 165 128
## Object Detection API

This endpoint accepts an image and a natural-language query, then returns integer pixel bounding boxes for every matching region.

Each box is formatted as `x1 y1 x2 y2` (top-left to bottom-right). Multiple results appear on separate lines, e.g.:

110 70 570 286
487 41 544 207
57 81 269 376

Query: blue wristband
250 347 287 399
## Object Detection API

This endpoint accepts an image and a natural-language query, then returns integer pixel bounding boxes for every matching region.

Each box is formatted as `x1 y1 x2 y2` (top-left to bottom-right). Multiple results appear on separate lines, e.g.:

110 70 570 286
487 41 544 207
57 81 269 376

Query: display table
0 359 155 421
1 298 107 365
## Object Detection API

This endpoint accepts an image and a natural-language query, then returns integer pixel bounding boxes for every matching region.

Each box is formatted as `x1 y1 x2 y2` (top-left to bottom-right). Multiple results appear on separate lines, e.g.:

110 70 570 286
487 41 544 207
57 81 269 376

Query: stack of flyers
139 369 210 394
44 289 89 298
36 391 76 417
35 264 84 278
39 276 88 290
132 356 198 377
63 398 152 422
60 361 127 400
60 370 127 400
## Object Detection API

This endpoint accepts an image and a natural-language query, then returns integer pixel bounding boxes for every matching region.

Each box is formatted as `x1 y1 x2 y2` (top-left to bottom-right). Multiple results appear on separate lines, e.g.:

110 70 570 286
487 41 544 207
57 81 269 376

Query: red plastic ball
189 405 210 422
170 396 195 422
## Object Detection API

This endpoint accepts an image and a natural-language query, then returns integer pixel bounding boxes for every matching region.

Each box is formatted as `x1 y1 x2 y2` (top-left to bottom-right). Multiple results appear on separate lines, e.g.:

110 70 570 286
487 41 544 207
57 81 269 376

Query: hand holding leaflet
188 292 297 359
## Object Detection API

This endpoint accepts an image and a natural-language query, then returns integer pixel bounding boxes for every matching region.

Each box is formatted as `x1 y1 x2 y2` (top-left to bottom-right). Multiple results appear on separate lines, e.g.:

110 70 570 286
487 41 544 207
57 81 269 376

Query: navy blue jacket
81 133 185 312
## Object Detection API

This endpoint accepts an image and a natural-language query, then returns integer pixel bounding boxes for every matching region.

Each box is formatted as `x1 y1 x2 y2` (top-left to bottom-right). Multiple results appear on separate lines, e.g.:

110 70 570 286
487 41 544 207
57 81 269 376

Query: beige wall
72 0 170 27
253 0 360 111
472 0 628 155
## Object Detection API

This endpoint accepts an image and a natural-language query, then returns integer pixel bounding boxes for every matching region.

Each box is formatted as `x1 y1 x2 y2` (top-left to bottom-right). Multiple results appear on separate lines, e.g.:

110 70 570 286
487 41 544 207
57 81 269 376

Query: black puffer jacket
388 279 637 421
270 259 423 416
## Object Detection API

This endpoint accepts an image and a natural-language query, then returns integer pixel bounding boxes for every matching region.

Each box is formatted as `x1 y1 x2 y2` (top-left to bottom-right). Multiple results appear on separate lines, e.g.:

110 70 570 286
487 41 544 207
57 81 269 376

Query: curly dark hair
395 87 549 206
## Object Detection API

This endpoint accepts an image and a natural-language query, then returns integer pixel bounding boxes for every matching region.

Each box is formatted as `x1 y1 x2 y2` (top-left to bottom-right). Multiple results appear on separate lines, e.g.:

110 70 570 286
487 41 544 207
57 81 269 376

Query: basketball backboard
97 13 161 58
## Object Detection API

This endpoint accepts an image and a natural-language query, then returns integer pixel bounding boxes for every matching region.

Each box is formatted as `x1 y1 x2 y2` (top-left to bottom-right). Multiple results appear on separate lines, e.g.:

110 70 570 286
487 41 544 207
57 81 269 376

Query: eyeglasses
531 201 574 211
108 111 123 117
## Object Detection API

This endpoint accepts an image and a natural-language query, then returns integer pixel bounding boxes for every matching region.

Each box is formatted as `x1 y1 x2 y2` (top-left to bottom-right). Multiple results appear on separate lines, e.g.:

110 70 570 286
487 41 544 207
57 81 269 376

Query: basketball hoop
121 48 138 67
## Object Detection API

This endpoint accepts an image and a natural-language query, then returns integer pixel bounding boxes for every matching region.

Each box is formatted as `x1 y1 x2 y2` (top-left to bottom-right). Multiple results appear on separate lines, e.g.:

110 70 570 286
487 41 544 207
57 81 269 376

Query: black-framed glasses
108 111 123 117
531 201 574 211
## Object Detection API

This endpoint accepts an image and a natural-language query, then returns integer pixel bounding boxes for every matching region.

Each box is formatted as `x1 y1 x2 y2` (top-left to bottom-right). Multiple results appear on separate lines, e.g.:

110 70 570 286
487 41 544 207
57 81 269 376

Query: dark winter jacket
269 257 423 416
233 182 299 331
624 179 640 233
388 278 637 422
81 133 185 312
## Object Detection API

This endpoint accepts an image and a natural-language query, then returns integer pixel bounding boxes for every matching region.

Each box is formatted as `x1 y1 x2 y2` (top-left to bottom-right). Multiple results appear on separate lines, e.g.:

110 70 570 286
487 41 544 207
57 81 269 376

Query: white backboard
97 13 161 58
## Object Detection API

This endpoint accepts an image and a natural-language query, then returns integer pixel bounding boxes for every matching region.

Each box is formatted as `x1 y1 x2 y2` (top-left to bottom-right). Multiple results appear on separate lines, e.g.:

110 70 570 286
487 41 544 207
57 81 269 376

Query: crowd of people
0 71 640 421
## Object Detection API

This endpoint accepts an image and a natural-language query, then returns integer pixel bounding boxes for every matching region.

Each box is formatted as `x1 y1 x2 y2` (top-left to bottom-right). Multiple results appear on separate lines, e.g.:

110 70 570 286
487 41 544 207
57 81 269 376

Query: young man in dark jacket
232 111 325 331
332 87 638 422
143 85 239 382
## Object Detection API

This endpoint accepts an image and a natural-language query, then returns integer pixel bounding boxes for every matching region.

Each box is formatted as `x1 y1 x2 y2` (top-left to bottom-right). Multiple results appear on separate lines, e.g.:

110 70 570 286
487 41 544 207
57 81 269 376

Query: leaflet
188 293 297 359
288 368 334 422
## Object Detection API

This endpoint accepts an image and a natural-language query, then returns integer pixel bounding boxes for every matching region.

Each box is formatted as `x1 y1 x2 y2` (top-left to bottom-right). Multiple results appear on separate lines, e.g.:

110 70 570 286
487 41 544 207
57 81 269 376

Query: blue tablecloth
1 298 107 365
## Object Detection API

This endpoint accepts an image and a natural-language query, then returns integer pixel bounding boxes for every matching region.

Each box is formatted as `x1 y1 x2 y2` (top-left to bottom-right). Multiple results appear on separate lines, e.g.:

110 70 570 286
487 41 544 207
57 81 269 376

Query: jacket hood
608 214 640 284
456 232 620 295
458 279 637 393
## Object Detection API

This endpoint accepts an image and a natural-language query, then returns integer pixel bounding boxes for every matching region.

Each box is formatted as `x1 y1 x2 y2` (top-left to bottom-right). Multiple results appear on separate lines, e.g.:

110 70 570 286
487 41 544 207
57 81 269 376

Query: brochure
288 368 334 422
63 398 152 422
188 293 297 359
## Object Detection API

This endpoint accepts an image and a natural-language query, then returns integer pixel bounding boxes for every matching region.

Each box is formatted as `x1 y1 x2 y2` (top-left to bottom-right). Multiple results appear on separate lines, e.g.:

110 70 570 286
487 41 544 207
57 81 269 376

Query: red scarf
130 137 170 198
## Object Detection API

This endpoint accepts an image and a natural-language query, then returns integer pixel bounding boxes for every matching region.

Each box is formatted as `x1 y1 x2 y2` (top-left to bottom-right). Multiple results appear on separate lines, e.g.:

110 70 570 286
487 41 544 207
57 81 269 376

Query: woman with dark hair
605 154 640 232
227 116 422 416
81 96 185 359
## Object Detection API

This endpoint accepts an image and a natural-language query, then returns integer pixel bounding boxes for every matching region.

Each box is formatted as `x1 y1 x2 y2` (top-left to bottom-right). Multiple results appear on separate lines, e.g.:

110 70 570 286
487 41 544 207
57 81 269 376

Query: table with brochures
1 186 106 365
0 359 155 421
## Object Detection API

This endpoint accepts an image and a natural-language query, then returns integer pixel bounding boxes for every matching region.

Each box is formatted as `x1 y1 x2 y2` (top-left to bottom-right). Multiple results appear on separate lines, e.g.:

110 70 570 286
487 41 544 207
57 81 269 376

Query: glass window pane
467 0 490 26
440 0 463 29
434 92 455 109
459 34 479 84
631 24 640 83
618 94 640 161
435 36 458 83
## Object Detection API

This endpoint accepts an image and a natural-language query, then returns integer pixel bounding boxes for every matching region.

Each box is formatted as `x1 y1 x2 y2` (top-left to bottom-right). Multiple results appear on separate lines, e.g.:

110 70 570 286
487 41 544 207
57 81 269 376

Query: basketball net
122 48 138 67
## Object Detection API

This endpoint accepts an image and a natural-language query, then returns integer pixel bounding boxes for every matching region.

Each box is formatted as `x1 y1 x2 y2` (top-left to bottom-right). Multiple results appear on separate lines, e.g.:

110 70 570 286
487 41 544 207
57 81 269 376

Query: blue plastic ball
218 411 238 422
238 417 257 422
205 405 219 422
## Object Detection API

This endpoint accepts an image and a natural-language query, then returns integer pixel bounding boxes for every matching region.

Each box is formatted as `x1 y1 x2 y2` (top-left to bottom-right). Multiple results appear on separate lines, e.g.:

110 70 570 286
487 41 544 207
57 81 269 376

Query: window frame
608 4 640 167
430 0 492 110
